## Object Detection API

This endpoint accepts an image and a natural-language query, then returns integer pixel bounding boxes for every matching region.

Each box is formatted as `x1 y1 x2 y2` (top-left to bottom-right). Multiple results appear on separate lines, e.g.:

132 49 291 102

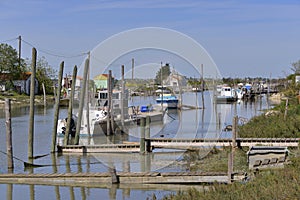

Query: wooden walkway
0 172 246 185
57 138 300 153
150 138 300 148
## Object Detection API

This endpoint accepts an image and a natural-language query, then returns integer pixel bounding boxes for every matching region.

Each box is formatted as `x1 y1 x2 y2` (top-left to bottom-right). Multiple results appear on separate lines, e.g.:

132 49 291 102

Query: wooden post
218 112 221 130
201 64 205 109
51 61 64 153
284 98 289 121
107 70 112 135
131 58 134 80
86 52 91 137
42 83 46 106
64 66 77 145
227 152 233 184
121 65 125 129
110 167 119 184
145 116 151 152
232 116 238 148
28 47 37 159
5 99 14 171
75 59 89 144
140 117 146 154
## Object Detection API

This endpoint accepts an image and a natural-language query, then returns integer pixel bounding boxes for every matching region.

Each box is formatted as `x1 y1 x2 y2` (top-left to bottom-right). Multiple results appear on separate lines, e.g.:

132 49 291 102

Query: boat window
112 93 119 99
99 93 108 99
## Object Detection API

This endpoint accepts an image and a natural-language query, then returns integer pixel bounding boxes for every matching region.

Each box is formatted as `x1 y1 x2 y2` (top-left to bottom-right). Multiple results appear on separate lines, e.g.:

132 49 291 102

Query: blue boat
156 93 179 109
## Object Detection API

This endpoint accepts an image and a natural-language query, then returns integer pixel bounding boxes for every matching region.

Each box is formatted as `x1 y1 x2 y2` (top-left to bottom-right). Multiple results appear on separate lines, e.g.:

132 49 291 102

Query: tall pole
75 59 89 144
18 35 21 68
160 62 163 112
121 65 125 129
131 58 134 80
140 117 145 154
86 52 91 137
5 99 14 171
201 64 205 109
51 61 64 152
107 70 113 135
28 48 36 159
64 66 77 145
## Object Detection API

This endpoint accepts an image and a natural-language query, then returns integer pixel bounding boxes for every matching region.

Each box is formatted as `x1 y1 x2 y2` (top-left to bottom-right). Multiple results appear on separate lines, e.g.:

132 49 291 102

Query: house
0 72 38 95
94 74 114 90
61 75 83 99
163 69 187 92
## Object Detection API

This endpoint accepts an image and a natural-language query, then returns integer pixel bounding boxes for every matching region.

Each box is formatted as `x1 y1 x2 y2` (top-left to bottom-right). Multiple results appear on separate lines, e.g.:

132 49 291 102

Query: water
0 92 273 199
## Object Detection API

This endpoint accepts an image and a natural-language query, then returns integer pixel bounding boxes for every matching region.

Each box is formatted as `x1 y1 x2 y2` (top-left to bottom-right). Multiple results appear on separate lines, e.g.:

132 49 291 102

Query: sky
1 0 300 79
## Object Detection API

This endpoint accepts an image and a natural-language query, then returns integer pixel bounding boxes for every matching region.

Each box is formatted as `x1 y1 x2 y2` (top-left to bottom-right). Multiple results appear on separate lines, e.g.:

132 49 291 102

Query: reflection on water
0 92 274 199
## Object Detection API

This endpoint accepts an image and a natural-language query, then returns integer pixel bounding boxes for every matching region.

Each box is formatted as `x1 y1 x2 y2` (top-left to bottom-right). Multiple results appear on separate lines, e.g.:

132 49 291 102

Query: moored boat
216 86 237 103
156 93 179 109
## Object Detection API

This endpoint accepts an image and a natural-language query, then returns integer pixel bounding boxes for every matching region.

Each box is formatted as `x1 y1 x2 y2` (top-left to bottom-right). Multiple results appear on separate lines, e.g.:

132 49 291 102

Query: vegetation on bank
159 63 300 200
0 91 55 107
162 153 300 200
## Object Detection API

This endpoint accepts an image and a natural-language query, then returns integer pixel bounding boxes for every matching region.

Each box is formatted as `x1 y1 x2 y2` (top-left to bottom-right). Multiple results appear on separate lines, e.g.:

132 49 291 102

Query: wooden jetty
0 171 246 186
57 138 300 154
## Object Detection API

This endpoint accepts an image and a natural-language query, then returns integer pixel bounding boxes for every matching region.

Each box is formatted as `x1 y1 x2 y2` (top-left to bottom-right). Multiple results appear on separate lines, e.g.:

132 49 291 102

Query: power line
21 38 88 58
0 37 18 43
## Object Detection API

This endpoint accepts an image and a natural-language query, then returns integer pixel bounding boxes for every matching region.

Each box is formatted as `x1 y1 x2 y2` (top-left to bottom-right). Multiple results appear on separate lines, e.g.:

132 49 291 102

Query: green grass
158 93 300 200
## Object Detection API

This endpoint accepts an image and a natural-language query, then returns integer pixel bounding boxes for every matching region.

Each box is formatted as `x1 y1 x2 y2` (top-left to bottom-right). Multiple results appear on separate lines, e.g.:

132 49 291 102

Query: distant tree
0 43 26 80
27 56 57 94
291 60 300 74
154 63 171 85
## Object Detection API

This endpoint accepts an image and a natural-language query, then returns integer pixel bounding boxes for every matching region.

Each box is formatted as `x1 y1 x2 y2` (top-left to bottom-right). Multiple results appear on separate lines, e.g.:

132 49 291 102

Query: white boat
57 89 128 137
156 93 179 109
216 86 237 103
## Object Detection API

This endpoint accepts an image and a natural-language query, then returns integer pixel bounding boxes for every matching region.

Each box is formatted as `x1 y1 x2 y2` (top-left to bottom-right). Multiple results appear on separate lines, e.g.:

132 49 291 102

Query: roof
0 72 32 81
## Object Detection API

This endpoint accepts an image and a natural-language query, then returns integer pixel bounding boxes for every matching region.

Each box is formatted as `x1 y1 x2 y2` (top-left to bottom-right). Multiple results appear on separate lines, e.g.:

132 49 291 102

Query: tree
154 63 171 85
291 60 300 75
27 56 57 94
0 43 26 80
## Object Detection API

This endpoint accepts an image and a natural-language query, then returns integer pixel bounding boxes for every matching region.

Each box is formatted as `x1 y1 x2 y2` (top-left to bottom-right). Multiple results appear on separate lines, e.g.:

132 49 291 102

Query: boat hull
216 96 237 103
156 100 178 109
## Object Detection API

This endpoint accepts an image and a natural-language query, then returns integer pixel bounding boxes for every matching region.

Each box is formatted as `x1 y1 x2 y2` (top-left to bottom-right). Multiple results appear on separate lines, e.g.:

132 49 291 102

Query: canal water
0 92 275 200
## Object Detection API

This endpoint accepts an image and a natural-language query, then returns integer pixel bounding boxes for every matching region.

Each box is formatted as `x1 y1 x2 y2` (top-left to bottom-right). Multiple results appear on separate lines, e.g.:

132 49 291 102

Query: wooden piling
42 83 46 106
140 117 145 154
232 116 238 148
227 152 233 184
28 47 37 159
284 98 289 121
121 65 125 129
51 61 64 153
107 70 112 135
64 66 77 145
75 59 89 144
201 64 205 109
86 52 91 138
110 167 119 184
145 116 151 152
5 99 14 171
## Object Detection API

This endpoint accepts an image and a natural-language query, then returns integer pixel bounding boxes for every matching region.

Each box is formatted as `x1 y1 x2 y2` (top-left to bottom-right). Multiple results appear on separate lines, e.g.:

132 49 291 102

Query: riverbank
0 92 55 108
161 94 300 200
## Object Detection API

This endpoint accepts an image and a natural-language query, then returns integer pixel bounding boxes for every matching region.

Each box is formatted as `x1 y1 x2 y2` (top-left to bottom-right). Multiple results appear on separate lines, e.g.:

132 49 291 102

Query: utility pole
18 35 21 68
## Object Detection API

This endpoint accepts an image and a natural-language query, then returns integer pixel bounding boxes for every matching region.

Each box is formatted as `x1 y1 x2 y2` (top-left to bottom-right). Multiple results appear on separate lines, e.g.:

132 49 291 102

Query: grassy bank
239 97 300 138
159 94 300 200
161 150 300 200
0 91 55 107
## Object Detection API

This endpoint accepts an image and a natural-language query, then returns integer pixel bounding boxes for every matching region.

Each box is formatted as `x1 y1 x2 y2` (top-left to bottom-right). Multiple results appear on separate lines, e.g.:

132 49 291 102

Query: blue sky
1 0 300 78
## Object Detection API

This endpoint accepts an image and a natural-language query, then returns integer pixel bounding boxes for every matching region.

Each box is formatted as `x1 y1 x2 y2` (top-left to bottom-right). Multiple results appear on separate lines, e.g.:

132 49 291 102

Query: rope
0 150 102 168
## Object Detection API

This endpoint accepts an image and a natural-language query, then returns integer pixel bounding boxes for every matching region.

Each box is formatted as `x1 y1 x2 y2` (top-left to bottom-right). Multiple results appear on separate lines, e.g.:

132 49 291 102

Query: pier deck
0 172 246 186
57 138 299 153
